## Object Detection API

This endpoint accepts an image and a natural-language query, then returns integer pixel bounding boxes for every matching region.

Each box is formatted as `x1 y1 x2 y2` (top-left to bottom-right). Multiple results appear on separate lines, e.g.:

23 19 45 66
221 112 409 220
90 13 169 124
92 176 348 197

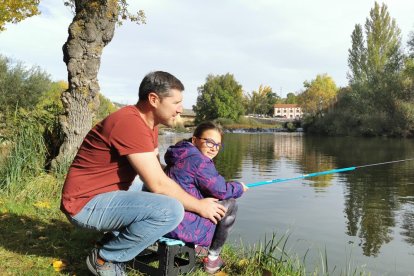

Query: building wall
274 104 303 118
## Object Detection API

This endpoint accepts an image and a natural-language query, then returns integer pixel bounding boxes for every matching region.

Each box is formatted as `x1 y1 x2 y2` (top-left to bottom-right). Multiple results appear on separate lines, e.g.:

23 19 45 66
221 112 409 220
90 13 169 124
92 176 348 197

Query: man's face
154 88 183 127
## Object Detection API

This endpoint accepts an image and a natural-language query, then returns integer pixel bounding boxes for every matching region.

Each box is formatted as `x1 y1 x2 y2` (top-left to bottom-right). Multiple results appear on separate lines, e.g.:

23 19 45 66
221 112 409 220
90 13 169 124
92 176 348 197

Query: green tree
348 24 367 84
1 0 146 167
95 93 118 123
365 2 403 79
193 73 245 123
0 55 51 110
297 74 338 117
245 85 279 116
307 2 413 137
347 2 403 88
284 92 297 104
0 0 40 31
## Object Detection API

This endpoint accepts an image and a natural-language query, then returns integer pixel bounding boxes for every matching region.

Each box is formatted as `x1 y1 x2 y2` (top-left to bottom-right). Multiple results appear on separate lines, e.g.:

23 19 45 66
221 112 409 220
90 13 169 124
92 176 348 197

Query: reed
0 111 47 194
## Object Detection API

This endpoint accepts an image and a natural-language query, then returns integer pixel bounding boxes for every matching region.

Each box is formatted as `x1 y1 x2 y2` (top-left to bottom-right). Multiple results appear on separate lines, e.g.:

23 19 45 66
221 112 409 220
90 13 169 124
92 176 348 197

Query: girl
164 121 248 274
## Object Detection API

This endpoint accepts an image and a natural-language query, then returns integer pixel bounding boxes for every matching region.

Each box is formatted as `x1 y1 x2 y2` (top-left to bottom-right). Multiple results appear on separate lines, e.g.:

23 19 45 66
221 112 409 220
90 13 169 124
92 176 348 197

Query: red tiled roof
274 104 300 108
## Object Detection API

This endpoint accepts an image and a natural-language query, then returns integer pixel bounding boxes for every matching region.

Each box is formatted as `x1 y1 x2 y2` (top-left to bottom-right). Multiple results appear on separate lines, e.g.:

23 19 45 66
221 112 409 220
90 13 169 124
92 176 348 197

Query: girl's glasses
196 137 223 150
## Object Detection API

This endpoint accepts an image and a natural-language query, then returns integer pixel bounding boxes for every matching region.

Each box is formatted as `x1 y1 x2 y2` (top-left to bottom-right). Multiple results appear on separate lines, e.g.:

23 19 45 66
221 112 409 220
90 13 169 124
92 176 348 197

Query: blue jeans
67 190 184 262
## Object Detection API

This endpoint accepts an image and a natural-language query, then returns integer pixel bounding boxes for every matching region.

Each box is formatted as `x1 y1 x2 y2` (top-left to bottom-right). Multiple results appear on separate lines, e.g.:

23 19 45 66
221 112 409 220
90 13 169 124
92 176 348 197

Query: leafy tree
245 85 279 116
348 24 367 84
1 0 146 167
284 92 297 104
297 74 338 117
347 2 403 88
95 93 118 123
193 73 245 123
365 2 403 79
0 0 40 31
262 86 280 115
0 55 51 110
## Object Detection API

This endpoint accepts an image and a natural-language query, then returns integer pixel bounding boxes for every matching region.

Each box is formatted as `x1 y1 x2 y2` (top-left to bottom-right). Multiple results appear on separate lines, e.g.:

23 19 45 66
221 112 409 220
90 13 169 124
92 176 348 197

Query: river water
158 132 414 275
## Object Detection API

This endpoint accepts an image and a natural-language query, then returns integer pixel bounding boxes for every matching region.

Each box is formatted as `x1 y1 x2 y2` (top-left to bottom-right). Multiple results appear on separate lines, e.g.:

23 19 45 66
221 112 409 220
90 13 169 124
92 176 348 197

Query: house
273 104 303 119
174 109 196 127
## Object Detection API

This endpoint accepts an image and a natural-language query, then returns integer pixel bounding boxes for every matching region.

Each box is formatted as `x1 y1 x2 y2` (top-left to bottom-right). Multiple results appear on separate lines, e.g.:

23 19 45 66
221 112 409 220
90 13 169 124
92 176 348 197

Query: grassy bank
0 175 303 275
0 173 370 275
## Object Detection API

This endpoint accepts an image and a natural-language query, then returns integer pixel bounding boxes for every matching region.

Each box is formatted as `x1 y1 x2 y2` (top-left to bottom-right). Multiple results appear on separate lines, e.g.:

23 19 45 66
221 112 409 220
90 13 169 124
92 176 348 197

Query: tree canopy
244 85 280 116
0 0 40 31
193 73 245 123
0 55 51 110
307 2 414 137
297 74 338 117
284 92 298 104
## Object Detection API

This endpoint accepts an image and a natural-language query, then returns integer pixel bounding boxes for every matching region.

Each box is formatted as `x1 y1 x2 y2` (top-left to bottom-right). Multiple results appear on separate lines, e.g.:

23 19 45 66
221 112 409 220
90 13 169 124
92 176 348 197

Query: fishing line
246 158 414 188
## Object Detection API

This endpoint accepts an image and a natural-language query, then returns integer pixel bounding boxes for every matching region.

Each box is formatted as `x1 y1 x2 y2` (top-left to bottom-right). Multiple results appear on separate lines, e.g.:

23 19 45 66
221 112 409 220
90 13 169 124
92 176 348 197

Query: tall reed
0 110 47 194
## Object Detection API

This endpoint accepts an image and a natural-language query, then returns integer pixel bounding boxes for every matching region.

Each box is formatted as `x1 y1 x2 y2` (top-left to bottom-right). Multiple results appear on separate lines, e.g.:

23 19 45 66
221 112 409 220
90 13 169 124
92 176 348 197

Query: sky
1 0 414 109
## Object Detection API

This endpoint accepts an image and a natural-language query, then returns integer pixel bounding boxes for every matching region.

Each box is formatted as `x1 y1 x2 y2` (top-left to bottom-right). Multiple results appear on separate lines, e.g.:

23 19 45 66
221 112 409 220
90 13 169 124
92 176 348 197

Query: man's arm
127 152 226 224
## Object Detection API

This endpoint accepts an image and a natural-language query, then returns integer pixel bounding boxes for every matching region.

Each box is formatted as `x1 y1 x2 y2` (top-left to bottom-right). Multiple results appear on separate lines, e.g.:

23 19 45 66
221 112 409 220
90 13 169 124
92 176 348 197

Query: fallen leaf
214 271 228 276
52 259 67 272
34 201 51 209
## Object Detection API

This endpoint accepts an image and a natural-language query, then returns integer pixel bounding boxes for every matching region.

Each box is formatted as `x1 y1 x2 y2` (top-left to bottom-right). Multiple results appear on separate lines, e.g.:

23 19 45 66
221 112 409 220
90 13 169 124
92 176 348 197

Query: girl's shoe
203 256 225 274
194 245 209 257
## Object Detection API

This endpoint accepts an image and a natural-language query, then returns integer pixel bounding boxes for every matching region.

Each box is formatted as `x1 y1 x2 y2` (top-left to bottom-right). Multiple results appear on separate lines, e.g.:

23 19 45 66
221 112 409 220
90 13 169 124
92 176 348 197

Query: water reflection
159 132 414 274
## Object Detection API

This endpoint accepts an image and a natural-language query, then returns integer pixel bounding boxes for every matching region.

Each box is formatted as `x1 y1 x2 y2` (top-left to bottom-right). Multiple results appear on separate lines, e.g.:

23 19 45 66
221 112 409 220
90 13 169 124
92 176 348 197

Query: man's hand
127 153 227 222
198 198 227 224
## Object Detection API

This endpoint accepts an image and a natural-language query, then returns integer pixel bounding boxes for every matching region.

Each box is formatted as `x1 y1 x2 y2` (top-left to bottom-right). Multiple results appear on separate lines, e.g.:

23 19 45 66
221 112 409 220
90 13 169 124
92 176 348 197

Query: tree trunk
52 0 118 170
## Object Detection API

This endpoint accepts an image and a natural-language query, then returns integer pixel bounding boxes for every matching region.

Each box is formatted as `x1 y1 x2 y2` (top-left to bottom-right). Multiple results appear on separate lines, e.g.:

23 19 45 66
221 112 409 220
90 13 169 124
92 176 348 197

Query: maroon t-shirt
61 105 158 216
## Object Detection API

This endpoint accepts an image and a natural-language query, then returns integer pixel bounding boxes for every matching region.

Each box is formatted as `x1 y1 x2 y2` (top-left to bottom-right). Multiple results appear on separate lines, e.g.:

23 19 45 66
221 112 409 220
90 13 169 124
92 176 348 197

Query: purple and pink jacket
164 140 243 246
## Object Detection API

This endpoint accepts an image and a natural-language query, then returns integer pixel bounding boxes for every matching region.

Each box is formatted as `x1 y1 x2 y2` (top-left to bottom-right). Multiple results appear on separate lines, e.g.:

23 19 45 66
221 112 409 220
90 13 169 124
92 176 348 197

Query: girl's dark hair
138 71 184 101
193 121 223 138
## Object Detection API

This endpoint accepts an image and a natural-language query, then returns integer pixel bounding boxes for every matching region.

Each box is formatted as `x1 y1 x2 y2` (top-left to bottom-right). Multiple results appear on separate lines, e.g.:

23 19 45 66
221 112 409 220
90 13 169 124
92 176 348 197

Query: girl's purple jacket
164 141 243 246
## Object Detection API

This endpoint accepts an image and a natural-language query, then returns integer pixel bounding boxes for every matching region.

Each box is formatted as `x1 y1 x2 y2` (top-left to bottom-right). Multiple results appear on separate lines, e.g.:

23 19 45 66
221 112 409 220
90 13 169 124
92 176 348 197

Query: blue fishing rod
246 158 414 188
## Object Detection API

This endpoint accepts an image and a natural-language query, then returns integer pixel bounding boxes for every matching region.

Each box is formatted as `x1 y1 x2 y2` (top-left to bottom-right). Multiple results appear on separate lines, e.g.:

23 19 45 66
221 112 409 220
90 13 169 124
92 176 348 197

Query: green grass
0 182 305 275
0 174 370 275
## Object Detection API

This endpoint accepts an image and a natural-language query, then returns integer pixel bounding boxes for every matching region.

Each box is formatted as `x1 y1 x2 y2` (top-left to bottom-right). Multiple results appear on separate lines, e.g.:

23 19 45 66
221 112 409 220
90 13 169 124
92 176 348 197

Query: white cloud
1 0 413 108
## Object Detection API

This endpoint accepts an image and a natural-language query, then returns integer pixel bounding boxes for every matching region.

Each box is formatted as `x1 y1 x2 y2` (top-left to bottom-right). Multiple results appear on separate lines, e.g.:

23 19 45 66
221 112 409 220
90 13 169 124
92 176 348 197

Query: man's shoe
86 248 127 276
203 256 225 274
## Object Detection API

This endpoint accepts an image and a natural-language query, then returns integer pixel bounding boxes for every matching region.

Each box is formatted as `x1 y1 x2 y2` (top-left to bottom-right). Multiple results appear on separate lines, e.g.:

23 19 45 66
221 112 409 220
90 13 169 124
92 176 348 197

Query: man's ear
148 92 159 107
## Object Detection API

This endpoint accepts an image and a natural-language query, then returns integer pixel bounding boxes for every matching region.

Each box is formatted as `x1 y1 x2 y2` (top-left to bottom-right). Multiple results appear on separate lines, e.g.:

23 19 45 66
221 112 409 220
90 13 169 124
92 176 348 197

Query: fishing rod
246 158 414 188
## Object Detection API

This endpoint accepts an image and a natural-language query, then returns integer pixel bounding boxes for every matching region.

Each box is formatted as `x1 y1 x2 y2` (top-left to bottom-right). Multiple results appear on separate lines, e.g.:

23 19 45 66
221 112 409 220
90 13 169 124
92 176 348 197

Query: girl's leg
208 198 238 258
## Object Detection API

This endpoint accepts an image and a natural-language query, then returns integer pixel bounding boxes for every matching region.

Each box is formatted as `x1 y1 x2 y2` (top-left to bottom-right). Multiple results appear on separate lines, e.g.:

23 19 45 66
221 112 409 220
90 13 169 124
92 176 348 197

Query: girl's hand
240 182 249 192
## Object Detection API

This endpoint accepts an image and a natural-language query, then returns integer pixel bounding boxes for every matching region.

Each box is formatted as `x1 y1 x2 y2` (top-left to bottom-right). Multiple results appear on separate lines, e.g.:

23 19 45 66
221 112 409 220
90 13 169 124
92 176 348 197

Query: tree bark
52 0 118 170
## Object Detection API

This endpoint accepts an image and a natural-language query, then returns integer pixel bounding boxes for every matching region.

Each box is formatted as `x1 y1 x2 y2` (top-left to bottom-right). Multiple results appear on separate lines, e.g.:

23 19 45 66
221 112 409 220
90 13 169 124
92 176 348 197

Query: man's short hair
138 71 184 101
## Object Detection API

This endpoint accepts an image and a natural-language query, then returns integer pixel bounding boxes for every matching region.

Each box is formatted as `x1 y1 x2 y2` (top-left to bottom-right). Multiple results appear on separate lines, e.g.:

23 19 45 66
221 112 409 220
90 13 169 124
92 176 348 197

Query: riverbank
0 176 302 275
0 174 367 275
160 119 303 134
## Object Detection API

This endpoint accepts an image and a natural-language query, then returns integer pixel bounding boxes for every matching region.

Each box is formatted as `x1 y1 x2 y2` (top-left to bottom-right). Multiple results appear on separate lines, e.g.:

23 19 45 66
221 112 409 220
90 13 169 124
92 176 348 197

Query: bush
0 55 52 110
